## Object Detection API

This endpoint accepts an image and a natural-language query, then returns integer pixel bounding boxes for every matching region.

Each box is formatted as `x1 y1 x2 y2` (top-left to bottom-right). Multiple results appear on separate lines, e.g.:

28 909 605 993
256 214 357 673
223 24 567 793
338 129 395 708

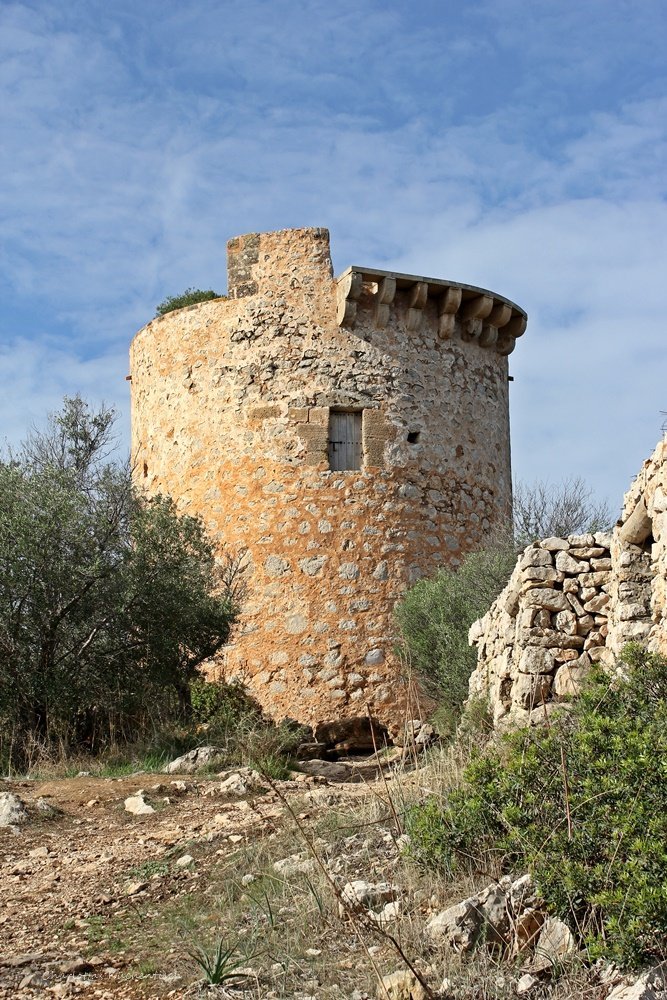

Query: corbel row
336 271 527 356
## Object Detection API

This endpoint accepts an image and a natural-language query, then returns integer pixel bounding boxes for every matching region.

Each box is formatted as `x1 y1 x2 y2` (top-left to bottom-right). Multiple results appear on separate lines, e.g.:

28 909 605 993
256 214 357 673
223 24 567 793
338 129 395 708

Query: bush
155 288 223 316
406 645 667 967
0 397 238 771
395 544 516 734
189 677 307 778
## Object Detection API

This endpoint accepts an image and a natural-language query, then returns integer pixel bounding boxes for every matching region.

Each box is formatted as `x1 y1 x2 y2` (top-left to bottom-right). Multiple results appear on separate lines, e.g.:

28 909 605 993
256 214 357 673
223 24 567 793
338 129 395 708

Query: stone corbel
336 271 363 327
406 281 428 332
438 286 462 339
374 276 396 329
479 301 512 348
496 331 517 355
459 294 494 341
503 313 527 339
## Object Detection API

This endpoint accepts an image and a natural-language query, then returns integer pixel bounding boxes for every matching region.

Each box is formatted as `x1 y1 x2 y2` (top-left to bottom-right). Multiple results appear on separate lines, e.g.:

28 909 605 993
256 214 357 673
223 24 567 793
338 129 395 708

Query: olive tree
0 397 238 768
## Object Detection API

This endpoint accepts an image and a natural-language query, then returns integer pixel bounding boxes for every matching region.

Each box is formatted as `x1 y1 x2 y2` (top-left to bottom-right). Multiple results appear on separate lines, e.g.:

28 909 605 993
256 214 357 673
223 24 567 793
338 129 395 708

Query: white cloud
0 336 129 456
0 0 665 513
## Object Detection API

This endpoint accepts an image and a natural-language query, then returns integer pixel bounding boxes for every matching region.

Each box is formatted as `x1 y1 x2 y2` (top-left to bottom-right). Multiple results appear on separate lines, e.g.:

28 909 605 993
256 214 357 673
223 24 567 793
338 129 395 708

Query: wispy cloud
0 0 665 509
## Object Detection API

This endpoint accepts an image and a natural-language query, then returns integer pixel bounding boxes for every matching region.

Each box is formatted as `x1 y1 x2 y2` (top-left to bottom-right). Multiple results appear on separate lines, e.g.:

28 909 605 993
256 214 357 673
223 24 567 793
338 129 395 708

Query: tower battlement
335 266 526 356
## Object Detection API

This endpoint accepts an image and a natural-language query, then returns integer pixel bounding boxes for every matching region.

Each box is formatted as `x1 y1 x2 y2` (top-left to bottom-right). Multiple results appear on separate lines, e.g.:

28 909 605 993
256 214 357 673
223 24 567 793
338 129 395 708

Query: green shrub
0 397 238 773
406 645 667 968
188 677 306 777
190 677 263 729
155 288 223 316
395 544 515 734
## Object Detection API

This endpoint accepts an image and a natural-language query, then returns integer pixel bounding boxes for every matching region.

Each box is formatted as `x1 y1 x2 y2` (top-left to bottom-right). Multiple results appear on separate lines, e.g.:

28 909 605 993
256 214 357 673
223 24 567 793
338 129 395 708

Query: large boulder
606 967 667 1000
164 745 223 774
298 759 352 782
426 897 486 953
0 792 28 828
124 791 155 815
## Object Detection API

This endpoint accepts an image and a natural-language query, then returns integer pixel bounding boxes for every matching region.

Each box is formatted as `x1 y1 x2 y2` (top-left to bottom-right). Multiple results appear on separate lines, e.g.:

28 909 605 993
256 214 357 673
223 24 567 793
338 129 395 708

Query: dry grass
35 740 608 998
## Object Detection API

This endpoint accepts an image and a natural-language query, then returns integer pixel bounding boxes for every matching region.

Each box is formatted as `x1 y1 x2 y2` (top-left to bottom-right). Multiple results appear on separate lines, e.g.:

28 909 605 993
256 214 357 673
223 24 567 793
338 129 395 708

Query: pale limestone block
566 592 586 615
579 571 611 588
569 545 606 558
583 593 610 614
553 655 591 699
540 536 570 551
523 588 570 612
521 565 561 583
556 550 590 574
520 547 554 569
518 646 557 674
512 672 553 708
554 610 577 634
567 533 595 547
554 648 579 663
576 614 595 634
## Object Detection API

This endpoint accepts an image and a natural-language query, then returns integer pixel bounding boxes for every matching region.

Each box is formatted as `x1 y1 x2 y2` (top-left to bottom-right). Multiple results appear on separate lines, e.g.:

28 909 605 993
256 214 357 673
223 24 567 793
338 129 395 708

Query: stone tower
129 227 527 728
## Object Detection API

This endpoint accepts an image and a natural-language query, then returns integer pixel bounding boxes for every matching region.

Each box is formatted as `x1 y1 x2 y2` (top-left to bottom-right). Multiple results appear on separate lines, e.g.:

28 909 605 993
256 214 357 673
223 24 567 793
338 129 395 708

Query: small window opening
407 431 421 444
328 410 362 471
143 461 148 478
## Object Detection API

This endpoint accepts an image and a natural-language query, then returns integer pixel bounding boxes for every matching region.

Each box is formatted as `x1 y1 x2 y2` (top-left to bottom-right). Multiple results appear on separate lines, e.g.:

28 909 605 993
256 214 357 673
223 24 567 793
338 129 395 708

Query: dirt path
1 762 409 999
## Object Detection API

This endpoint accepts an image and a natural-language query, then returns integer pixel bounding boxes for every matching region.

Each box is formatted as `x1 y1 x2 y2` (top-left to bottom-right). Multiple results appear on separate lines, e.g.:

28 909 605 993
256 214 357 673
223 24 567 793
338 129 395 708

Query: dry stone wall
468 532 613 730
130 227 526 730
469 436 667 729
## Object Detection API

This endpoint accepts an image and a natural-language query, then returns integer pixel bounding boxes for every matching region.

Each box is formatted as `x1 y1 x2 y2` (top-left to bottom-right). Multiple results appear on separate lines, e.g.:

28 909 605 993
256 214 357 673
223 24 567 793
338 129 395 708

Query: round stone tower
129 227 527 728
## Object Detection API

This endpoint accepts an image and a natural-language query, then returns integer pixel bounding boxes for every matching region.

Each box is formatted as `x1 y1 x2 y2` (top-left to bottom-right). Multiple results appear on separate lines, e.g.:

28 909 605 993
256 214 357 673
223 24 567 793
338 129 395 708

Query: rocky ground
1 753 663 1000
0 753 430 1000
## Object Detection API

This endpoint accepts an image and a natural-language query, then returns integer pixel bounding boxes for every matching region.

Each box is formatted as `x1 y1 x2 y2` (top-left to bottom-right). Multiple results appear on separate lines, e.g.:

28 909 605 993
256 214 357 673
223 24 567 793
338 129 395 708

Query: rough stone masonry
129 226 527 729
469 436 667 730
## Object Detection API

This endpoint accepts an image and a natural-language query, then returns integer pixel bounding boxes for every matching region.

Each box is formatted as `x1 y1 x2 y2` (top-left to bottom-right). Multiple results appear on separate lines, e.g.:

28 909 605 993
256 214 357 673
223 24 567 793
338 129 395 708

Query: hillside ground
1 753 605 1000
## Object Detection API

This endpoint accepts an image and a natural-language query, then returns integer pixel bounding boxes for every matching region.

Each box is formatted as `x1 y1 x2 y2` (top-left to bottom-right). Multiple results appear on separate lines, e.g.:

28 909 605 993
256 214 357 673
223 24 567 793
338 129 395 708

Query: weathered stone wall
130 226 527 729
469 436 667 729
468 532 613 730
608 437 667 658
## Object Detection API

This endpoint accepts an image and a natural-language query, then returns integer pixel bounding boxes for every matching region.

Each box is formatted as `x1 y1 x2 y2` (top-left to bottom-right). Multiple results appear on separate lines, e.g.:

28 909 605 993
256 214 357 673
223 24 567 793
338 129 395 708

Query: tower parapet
129 227 527 729
336 266 526 354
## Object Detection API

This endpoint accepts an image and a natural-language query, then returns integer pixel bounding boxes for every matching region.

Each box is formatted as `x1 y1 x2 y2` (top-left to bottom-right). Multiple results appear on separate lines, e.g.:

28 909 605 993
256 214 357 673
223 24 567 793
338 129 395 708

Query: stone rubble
606 966 667 1000
122 791 154 816
426 872 576 974
468 532 614 729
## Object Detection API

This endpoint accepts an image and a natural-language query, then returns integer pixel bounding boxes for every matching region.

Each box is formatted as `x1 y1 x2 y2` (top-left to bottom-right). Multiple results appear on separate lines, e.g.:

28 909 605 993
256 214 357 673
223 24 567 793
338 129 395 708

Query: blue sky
1 0 666 513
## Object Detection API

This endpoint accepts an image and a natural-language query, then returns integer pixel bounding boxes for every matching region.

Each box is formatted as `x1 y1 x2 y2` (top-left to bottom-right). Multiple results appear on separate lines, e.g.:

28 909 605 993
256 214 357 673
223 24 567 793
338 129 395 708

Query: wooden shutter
328 411 362 471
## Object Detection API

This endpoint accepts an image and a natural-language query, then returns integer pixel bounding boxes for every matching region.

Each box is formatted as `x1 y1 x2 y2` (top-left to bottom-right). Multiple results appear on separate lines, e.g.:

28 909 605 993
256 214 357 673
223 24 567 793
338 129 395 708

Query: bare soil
1 759 414 1000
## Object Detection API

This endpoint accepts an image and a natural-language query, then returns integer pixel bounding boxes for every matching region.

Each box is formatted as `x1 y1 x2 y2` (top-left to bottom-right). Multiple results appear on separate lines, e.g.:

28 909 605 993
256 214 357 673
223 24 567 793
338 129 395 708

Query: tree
0 397 238 768
513 476 613 546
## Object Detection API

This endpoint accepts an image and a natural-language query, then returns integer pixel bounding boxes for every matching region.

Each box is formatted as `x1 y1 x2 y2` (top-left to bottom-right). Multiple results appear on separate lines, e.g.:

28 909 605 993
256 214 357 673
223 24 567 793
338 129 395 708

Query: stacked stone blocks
470 436 667 729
